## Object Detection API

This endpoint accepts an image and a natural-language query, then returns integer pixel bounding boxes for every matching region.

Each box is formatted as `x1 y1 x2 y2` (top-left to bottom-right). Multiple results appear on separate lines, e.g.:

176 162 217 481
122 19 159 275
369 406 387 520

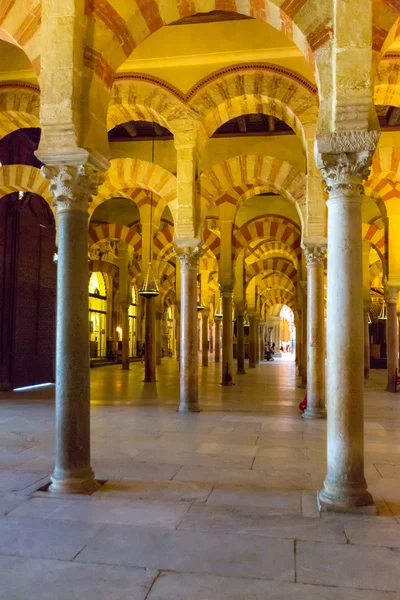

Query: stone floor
1 356 400 599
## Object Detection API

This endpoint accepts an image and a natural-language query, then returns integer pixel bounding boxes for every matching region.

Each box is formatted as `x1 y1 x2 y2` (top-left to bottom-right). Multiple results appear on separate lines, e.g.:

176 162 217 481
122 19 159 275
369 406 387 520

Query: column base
298 383 307 389
122 364 130 370
318 481 375 514
364 368 369 379
178 404 201 413
236 368 246 375
50 468 99 495
202 362 208 367
302 406 326 420
385 383 397 393
221 381 234 386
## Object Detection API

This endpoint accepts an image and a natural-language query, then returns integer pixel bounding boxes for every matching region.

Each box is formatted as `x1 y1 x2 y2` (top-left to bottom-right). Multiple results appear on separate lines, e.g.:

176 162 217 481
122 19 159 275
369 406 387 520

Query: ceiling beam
268 116 275 132
237 116 247 133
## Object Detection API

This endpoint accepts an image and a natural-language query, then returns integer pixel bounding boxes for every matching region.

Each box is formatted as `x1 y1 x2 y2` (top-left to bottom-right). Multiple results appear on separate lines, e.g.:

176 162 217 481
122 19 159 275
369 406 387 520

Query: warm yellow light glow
116 326 122 340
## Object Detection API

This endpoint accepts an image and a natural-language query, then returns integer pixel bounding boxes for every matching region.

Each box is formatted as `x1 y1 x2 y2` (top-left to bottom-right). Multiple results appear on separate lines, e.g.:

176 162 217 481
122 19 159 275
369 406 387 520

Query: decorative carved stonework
220 284 233 297
304 245 326 267
385 284 400 304
175 246 201 270
42 165 103 213
316 152 373 198
316 130 380 155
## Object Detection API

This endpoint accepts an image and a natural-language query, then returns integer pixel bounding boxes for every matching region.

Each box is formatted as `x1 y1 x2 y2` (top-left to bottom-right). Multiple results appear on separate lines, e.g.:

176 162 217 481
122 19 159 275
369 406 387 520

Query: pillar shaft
303 246 327 419
156 311 162 366
209 323 214 354
385 286 399 392
178 248 200 411
255 319 260 364
121 303 130 369
236 313 246 374
43 165 102 494
144 298 156 382
317 147 375 513
300 282 307 386
214 319 221 363
221 287 233 385
364 306 370 380
202 312 209 367
259 323 265 361
248 315 256 368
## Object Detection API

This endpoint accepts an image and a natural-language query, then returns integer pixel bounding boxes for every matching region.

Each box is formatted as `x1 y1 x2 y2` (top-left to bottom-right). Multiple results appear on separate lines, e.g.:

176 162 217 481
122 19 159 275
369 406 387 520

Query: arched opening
89 272 107 359
279 304 295 356
128 285 138 357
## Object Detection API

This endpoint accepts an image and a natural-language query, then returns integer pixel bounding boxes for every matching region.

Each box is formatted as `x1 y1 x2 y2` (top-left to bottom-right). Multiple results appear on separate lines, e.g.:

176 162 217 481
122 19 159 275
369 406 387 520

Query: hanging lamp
378 302 387 320
139 131 160 299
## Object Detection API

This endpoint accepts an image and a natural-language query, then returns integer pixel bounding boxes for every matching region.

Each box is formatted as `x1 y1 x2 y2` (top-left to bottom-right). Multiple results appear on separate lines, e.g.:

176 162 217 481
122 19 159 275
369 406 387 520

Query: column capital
384 283 400 304
220 284 234 297
175 246 201 271
315 132 378 201
303 245 326 267
42 164 103 214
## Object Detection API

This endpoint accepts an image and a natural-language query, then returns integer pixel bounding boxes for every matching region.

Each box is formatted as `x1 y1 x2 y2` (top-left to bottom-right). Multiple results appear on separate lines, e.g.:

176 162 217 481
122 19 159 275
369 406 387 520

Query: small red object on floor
299 393 307 413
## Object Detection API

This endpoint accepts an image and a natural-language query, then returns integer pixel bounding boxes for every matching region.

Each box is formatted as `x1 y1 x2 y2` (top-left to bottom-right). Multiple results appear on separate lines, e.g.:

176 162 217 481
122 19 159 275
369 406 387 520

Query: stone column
144 298 156 382
364 302 370 380
299 282 307 386
317 141 377 513
209 322 214 354
214 318 221 363
236 312 246 374
255 318 260 365
248 314 256 368
385 284 399 392
120 302 130 369
177 247 200 411
155 310 162 365
303 245 327 419
201 311 209 367
43 165 102 494
221 285 234 385
259 323 265 361
175 309 180 362
118 242 130 370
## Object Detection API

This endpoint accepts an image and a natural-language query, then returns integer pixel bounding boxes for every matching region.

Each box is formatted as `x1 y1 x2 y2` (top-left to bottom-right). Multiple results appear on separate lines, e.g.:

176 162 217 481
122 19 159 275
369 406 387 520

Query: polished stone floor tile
146 572 399 600
297 540 400 591
178 503 346 542
78 524 295 580
342 518 400 547
0 516 102 560
95 479 213 502
0 555 157 600
206 483 301 511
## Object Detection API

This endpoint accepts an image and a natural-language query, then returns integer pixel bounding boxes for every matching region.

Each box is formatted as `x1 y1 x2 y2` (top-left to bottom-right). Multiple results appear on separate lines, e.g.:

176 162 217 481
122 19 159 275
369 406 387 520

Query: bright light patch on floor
13 383 54 392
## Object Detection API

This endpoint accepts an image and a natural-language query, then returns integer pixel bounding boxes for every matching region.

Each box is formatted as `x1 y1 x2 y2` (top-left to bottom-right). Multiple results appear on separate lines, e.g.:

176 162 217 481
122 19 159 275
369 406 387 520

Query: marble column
156 311 162 366
255 318 260 365
177 247 200 411
43 165 102 494
175 310 180 362
364 302 370 380
214 318 221 363
202 311 209 367
209 322 214 354
221 286 234 385
385 285 399 392
236 312 246 374
317 143 377 513
303 246 327 419
120 302 130 369
144 298 156 382
299 282 307 387
248 315 256 368
118 242 130 370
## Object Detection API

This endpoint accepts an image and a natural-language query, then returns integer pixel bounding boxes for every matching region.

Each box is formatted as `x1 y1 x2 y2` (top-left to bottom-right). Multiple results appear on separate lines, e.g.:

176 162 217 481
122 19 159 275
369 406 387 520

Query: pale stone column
294 313 301 375
144 298 156 382
118 242 130 370
299 281 307 387
385 284 399 392
303 246 327 419
201 311 209 367
156 310 162 366
255 318 260 364
177 247 200 411
364 302 370 380
236 312 246 374
43 165 102 494
214 318 221 363
248 315 256 368
175 308 180 362
120 302 130 369
317 141 377 513
221 285 234 385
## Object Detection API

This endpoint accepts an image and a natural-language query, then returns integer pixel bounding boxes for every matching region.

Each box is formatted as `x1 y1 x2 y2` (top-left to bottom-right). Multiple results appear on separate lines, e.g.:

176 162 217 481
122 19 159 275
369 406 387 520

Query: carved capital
316 131 380 155
42 165 104 214
175 246 201 271
316 152 373 199
220 284 234 297
303 245 326 267
385 284 400 304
